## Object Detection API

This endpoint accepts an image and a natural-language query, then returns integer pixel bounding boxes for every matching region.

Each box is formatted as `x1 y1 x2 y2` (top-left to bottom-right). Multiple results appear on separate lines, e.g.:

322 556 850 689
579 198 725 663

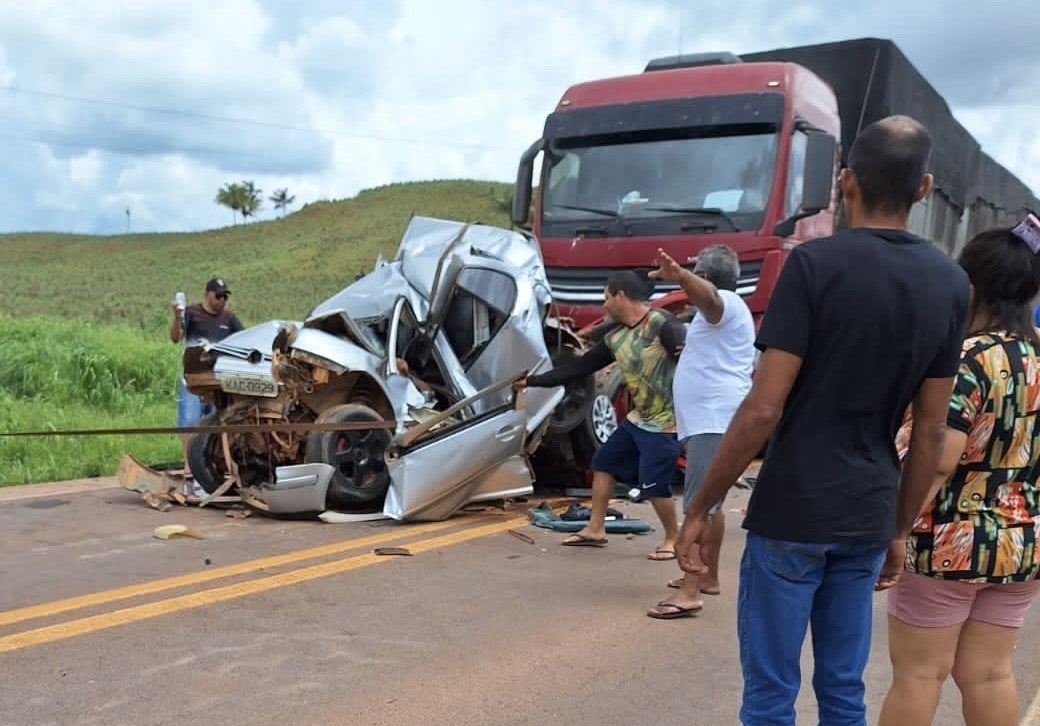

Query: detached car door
382 377 531 522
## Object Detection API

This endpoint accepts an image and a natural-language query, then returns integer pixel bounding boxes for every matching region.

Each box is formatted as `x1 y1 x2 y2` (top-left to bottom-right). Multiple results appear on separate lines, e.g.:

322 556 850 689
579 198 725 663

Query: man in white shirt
645 245 756 619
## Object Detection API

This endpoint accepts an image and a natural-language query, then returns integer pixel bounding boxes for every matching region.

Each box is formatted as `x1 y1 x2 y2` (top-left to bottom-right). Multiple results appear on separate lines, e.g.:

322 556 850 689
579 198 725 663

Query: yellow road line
0 519 461 628
0 515 527 655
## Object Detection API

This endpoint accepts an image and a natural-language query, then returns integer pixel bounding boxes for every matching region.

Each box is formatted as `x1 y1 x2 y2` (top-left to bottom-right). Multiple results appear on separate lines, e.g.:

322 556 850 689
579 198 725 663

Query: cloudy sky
1 0 1037 234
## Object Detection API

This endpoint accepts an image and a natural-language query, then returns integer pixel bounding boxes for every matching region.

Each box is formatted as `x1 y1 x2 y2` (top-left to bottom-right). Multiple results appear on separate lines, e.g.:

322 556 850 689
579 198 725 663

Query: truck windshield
542 129 778 234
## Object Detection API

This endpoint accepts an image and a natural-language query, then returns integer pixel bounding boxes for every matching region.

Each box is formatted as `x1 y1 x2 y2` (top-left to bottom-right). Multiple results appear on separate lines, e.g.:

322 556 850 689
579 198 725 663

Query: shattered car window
443 268 518 368
457 267 517 315
355 316 389 357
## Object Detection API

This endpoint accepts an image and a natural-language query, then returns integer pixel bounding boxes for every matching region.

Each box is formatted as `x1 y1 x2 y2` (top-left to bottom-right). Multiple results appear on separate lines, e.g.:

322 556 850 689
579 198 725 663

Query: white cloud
0 0 328 172
957 106 1040 194
0 0 1036 234
68 150 103 185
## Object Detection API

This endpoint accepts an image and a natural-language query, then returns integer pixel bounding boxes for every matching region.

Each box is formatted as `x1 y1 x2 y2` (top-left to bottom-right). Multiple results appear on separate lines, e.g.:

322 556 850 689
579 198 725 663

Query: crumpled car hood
209 320 303 360
306 216 552 331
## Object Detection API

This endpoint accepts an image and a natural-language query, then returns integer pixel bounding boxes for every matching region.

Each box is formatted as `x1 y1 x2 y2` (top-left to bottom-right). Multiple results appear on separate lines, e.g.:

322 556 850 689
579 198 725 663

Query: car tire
185 412 229 493
304 404 392 509
570 376 621 465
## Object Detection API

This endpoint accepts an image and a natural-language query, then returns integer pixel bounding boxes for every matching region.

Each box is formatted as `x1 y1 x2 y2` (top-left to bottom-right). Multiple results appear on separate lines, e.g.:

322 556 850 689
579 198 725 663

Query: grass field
0 179 513 484
0 316 182 483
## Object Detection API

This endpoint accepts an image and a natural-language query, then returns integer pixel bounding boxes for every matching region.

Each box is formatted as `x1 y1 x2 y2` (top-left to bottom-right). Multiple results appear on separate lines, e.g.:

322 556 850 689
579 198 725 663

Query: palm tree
215 182 244 224
270 188 296 217
239 180 262 222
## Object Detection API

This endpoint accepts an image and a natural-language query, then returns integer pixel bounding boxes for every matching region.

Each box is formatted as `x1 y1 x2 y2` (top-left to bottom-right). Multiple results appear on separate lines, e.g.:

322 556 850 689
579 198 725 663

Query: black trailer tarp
741 38 1037 215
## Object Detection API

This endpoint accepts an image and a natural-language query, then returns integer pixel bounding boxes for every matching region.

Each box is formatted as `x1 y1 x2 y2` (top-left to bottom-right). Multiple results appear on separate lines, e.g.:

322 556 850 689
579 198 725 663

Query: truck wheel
185 412 228 493
304 404 392 509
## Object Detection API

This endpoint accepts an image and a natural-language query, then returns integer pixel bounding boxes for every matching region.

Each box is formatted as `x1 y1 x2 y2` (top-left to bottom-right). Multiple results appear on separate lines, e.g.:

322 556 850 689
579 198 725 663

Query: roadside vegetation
0 180 513 484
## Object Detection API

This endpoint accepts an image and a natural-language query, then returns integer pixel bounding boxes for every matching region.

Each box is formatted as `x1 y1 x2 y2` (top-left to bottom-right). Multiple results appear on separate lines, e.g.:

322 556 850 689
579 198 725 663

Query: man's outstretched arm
523 341 614 388
649 248 725 324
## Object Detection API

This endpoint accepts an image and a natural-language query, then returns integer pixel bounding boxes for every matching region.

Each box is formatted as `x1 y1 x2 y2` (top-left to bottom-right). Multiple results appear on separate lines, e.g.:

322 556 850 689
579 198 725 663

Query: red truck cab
512 52 841 329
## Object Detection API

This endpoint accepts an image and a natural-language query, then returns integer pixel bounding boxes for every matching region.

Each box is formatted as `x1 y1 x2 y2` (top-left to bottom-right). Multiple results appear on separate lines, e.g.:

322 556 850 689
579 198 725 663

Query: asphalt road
1 479 1038 726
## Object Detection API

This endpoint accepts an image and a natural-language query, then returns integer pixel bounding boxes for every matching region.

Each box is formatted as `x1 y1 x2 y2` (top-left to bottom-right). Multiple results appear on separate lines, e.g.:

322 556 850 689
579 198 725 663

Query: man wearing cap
169 277 244 487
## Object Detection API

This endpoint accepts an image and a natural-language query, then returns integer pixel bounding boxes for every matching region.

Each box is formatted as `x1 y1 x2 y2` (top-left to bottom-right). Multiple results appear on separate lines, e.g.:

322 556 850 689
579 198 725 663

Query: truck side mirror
801 131 837 213
772 131 837 237
511 139 542 228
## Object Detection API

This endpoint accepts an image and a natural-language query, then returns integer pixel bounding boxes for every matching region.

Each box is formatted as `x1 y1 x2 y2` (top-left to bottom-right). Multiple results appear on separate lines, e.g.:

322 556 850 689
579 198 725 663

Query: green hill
0 180 513 484
0 179 513 331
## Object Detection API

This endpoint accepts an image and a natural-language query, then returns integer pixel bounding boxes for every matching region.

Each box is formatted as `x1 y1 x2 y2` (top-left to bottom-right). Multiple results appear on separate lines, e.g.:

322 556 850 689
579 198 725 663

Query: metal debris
373 547 412 556
318 511 390 523
507 529 535 545
153 525 205 540
118 453 180 510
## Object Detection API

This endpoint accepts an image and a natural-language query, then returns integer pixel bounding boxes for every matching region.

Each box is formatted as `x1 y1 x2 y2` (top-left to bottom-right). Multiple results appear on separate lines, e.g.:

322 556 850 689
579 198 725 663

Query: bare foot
561 527 607 547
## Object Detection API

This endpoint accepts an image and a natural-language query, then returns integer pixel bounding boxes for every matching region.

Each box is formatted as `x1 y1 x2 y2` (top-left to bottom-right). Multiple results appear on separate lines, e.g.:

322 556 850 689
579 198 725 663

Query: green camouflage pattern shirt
527 309 684 433
603 309 682 432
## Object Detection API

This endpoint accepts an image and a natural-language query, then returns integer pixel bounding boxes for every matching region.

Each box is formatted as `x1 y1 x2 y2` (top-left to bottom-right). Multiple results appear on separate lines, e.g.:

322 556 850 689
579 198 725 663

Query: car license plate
216 373 279 397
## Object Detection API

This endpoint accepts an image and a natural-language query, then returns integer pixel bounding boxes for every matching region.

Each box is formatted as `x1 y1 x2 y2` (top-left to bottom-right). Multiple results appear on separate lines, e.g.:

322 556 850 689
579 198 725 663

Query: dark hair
606 270 652 302
847 115 932 214
957 226 1040 345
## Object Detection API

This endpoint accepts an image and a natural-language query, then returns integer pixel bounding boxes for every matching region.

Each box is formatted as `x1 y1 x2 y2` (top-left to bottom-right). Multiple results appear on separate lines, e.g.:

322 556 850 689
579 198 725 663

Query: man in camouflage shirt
521 271 685 557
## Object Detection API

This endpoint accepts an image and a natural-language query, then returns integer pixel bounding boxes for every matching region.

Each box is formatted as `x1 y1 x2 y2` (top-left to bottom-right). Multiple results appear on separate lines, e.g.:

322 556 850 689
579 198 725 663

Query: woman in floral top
880 219 1040 726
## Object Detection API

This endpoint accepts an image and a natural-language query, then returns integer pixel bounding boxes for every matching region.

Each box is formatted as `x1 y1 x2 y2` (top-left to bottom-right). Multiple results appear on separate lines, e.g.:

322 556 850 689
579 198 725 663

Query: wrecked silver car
183 216 607 521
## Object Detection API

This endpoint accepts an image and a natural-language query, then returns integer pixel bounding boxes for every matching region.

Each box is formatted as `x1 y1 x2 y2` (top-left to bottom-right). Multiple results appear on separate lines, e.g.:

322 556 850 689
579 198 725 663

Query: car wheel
186 411 229 493
304 404 392 509
588 391 619 445
570 386 620 465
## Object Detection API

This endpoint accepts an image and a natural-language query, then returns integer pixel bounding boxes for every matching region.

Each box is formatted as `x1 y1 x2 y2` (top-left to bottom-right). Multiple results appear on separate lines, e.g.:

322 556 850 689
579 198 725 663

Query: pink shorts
888 571 1040 629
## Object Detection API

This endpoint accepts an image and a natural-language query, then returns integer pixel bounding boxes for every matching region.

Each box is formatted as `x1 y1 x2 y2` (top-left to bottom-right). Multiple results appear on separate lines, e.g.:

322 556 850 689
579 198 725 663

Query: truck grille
546 261 762 304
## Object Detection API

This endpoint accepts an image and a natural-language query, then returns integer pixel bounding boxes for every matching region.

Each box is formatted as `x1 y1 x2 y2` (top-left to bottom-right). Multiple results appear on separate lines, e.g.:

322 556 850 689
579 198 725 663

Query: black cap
205 277 230 294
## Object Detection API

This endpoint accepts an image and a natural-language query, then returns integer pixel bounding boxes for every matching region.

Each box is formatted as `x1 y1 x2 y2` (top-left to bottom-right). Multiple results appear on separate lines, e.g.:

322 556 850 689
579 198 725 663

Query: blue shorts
177 378 215 427
591 419 680 498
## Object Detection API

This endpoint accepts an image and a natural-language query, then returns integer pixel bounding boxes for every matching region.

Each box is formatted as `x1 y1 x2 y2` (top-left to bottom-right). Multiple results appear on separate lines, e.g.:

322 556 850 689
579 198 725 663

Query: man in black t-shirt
169 277 244 486
672 116 969 724
172 277 245 349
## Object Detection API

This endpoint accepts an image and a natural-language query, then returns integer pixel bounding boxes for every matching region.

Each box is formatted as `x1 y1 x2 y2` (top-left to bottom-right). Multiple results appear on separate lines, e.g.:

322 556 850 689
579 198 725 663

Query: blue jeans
738 532 886 726
177 377 214 427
